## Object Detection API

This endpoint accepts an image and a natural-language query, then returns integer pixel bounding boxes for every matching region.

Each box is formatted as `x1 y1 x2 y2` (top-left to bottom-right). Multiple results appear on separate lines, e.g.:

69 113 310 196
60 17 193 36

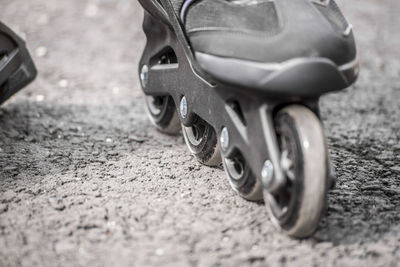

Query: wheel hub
184 122 205 146
225 156 245 181
146 96 166 116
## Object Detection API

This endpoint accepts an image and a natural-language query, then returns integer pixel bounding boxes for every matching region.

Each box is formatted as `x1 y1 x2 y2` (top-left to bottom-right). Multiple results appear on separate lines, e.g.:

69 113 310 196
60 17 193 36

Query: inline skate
137 0 359 238
0 21 37 105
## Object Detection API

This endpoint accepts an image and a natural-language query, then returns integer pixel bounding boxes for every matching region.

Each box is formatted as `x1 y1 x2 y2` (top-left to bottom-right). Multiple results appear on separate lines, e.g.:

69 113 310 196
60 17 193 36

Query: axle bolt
140 65 149 88
261 160 274 188
220 127 229 151
180 96 188 118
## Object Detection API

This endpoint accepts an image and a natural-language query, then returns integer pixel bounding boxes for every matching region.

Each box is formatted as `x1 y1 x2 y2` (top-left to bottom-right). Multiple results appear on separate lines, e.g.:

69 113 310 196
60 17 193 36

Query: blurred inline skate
0 21 37 105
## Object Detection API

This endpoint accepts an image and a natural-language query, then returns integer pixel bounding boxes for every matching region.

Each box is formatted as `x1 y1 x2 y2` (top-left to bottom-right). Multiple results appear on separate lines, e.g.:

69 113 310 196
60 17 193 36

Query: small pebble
155 248 164 256
58 79 69 88
35 46 48 57
36 95 45 102
112 86 120 94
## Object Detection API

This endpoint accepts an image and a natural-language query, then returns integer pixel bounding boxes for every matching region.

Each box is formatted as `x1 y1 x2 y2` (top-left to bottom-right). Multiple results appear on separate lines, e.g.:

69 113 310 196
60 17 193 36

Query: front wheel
266 105 329 238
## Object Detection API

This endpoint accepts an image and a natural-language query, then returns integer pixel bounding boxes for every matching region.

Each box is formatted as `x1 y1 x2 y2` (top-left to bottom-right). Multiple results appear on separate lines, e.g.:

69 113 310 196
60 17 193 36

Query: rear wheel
145 95 181 135
266 105 329 238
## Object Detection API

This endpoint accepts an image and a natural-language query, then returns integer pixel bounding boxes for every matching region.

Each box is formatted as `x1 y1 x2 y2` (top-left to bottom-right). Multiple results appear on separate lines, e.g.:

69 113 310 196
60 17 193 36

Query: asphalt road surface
1 0 399 266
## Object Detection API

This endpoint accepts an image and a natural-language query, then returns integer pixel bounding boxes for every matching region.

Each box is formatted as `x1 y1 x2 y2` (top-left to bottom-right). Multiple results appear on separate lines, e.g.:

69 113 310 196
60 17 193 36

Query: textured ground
0 0 399 266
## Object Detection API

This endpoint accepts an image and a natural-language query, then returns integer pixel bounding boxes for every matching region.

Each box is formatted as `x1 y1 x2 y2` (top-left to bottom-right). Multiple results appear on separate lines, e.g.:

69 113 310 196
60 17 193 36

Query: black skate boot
137 0 358 238
0 21 37 105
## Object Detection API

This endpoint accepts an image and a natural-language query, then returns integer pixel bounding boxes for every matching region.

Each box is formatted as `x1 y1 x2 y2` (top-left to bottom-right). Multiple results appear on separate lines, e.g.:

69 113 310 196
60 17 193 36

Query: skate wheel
145 95 181 135
266 105 329 238
222 152 263 201
182 117 222 166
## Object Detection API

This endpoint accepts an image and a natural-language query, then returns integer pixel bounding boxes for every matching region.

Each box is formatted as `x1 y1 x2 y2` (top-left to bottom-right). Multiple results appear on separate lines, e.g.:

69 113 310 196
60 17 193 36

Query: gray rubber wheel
145 95 181 135
182 117 222 166
222 152 263 201
266 105 329 238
